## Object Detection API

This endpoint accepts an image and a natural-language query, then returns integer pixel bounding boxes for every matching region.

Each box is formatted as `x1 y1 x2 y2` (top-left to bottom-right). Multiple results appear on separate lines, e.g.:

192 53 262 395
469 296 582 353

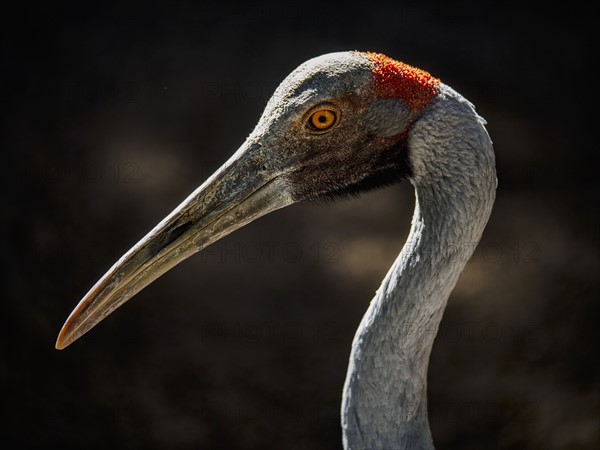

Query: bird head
246 51 439 200
56 51 441 349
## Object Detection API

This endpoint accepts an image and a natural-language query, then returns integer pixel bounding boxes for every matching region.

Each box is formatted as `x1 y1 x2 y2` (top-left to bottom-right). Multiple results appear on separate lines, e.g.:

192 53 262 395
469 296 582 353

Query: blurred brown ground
2 2 597 449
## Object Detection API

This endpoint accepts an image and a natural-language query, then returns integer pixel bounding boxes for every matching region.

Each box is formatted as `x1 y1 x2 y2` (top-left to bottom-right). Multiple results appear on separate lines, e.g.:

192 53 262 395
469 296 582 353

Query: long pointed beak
56 143 292 349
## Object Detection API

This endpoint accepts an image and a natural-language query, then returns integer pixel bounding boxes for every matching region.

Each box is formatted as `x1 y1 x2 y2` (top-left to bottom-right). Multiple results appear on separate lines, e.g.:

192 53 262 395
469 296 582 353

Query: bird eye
308 109 337 131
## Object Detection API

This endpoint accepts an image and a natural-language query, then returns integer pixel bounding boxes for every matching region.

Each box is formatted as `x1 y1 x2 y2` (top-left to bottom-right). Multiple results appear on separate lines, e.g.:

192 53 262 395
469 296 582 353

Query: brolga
56 51 496 450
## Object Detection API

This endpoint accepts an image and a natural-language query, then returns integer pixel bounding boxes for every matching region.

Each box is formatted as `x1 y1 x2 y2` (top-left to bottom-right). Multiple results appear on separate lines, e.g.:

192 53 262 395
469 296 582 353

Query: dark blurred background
2 2 597 449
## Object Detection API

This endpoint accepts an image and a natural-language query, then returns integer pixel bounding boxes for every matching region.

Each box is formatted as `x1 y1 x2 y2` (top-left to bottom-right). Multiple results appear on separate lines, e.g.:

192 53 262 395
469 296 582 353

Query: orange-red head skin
363 52 440 113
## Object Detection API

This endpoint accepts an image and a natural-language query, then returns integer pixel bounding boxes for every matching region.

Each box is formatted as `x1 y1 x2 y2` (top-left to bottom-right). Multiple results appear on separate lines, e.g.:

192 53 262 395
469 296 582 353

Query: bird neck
341 85 496 450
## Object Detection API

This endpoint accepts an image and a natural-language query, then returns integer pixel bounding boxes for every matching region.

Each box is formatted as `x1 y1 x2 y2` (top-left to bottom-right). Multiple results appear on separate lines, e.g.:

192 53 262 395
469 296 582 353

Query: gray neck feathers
341 85 496 450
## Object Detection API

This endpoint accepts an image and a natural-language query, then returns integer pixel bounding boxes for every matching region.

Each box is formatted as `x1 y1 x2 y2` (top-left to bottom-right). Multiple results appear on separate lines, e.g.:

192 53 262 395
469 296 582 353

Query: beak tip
55 325 73 350
55 336 66 351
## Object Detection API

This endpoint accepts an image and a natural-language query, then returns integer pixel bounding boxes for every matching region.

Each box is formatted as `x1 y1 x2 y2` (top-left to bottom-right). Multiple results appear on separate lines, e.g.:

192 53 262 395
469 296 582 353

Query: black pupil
318 114 327 123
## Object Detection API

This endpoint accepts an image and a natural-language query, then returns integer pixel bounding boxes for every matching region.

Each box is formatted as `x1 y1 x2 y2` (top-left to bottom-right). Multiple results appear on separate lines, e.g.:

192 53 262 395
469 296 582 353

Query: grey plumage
342 84 496 450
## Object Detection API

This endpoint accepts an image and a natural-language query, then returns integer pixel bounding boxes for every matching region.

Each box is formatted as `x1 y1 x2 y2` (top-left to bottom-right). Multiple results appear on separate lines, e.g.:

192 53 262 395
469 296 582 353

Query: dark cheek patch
363 52 440 113
288 134 413 202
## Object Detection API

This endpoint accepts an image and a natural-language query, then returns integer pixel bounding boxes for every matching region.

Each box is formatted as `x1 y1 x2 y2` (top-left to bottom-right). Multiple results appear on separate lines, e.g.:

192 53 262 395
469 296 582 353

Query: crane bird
56 51 496 449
